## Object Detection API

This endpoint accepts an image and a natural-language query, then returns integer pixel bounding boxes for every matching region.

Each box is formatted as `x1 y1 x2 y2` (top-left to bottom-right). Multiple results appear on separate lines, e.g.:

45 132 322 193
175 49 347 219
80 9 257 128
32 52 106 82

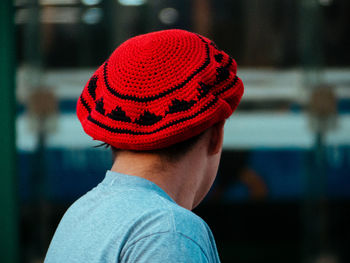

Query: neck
110 150 206 210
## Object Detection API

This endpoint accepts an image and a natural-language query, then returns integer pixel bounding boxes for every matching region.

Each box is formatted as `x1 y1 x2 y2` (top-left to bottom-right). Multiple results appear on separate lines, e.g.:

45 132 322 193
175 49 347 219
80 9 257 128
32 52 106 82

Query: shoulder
127 190 210 239
121 231 210 263
169 204 212 243
121 191 208 238
122 198 216 260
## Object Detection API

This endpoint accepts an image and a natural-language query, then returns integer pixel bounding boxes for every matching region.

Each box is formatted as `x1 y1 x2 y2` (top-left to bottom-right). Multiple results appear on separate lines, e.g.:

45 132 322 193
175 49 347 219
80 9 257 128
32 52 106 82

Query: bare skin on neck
111 121 225 210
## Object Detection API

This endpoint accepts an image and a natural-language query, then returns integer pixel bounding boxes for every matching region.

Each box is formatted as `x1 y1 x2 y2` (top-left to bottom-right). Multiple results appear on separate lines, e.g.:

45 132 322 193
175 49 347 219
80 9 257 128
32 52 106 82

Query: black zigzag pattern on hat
214 54 223 63
214 57 233 85
87 75 98 100
215 67 230 84
167 99 196 114
95 97 105 115
197 82 212 99
81 75 240 131
135 110 163 126
107 106 132 122
87 96 219 135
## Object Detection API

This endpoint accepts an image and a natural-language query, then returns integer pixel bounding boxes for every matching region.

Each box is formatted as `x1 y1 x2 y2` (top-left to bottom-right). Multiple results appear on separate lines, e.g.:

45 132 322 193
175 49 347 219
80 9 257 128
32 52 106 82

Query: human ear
208 120 225 155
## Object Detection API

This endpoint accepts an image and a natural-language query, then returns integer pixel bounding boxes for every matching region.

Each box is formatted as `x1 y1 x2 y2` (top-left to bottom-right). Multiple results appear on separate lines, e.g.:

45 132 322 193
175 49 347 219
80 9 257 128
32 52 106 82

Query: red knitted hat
77 29 244 150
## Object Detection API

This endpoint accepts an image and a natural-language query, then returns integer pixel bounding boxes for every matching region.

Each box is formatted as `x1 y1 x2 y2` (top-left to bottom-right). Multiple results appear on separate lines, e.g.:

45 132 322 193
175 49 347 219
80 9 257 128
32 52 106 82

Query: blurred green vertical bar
0 0 18 263
299 0 328 261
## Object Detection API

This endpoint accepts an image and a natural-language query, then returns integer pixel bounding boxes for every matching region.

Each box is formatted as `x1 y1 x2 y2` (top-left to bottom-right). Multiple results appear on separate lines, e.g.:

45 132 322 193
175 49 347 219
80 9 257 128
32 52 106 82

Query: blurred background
1 0 350 262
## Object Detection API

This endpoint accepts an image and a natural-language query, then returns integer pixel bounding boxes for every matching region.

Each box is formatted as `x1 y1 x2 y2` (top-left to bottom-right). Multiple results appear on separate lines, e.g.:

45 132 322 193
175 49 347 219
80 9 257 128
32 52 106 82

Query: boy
45 29 244 262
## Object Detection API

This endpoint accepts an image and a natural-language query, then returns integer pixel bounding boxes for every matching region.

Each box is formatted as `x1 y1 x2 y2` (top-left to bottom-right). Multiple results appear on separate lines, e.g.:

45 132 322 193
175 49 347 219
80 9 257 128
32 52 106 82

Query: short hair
99 132 205 163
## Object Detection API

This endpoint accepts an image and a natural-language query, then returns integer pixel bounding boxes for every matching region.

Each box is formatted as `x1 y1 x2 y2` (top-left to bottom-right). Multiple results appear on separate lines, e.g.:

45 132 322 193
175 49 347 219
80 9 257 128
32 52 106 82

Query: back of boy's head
77 29 244 154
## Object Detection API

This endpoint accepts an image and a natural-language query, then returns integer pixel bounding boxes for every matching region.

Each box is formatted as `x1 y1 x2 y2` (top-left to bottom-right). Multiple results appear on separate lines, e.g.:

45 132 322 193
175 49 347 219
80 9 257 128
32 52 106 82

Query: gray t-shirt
45 171 221 263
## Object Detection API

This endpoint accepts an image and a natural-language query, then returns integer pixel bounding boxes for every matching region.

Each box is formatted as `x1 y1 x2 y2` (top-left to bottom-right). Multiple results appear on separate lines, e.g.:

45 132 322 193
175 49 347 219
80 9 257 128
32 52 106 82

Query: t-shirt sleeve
120 232 209 263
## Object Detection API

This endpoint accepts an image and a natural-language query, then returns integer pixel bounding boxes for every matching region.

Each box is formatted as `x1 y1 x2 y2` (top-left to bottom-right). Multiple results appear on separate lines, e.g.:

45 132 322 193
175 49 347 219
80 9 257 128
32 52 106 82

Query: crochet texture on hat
77 29 244 150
